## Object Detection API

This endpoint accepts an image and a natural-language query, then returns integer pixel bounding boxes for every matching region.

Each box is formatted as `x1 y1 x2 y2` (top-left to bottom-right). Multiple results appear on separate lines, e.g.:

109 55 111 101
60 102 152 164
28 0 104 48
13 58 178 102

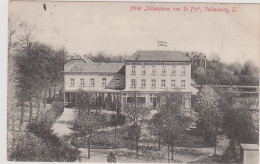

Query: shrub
221 143 240 163
127 125 140 140
110 114 126 126
46 98 54 104
27 122 62 146
10 130 79 162
37 101 63 127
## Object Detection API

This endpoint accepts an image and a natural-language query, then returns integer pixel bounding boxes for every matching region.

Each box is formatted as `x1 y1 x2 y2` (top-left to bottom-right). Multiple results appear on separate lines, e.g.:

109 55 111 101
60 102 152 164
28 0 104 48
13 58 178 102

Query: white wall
125 62 192 92
243 150 259 164
64 73 125 91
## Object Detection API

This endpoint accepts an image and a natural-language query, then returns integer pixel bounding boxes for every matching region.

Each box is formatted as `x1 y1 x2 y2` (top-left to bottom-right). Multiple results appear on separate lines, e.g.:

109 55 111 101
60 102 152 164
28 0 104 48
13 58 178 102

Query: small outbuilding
240 144 259 164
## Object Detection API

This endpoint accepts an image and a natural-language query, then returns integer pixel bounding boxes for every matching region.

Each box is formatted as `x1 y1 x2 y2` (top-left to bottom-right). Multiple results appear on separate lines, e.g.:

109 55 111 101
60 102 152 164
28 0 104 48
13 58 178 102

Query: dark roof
64 59 87 72
126 51 191 62
65 62 125 74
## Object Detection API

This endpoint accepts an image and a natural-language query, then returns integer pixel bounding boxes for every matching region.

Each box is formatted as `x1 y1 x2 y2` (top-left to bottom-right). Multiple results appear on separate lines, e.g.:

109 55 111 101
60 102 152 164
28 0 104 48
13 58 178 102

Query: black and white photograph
6 1 260 163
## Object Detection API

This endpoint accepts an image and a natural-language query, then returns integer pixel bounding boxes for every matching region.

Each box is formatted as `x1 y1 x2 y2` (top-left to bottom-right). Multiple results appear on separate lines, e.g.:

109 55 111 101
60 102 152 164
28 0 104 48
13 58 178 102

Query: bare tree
156 92 190 161
72 90 100 159
122 93 150 158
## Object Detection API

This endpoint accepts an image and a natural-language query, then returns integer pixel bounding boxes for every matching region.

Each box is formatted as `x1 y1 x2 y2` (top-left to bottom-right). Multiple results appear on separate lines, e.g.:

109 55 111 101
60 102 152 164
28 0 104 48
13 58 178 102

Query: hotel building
64 51 195 115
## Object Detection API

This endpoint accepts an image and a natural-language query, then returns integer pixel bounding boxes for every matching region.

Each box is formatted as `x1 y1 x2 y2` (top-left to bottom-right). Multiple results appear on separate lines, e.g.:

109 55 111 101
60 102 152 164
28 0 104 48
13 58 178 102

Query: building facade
63 56 125 106
64 51 194 115
122 51 192 115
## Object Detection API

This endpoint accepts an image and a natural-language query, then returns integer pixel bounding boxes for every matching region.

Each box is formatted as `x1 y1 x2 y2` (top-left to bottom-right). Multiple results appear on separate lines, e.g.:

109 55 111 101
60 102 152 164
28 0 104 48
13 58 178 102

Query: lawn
73 126 135 149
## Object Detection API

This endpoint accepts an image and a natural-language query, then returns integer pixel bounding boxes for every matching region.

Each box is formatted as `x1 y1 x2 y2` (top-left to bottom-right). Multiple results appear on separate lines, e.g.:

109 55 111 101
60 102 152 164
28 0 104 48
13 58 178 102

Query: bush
37 101 63 127
10 130 79 162
46 97 54 104
27 122 62 146
9 102 74 162
221 143 240 163
127 125 140 140
110 114 126 126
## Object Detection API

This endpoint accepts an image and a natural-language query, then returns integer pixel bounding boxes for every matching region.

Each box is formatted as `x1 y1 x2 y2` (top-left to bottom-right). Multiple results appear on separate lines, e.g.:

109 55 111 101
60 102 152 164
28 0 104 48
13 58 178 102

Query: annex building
63 51 198 116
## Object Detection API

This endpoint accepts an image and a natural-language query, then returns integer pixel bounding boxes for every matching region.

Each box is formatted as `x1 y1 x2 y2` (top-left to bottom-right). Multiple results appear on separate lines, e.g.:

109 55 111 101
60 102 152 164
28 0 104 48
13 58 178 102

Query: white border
0 0 259 164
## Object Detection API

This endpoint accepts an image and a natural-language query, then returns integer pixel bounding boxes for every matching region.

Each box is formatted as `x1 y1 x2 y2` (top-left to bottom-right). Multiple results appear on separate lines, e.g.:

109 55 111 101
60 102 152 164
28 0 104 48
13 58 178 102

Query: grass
175 134 209 148
73 126 135 149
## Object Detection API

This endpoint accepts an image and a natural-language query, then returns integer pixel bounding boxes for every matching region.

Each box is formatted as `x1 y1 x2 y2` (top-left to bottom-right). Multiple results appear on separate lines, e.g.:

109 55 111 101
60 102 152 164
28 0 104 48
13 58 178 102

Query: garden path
51 107 75 138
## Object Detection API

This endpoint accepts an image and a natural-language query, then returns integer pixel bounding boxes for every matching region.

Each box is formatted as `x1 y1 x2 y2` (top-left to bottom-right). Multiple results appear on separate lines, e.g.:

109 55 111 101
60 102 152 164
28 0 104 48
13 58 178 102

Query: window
90 79 95 86
70 78 75 86
141 79 146 87
137 97 146 103
152 66 156 74
151 79 156 87
131 66 136 74
181 80 185 87
162 66 166 74
171 80 176 87
142 66 146 74
102 78 106 86
115 79 120 86
171 66 176 74
181 67 186 75
127 97 135 103
80 78 84 86
131 79 136 87
161 80 166 87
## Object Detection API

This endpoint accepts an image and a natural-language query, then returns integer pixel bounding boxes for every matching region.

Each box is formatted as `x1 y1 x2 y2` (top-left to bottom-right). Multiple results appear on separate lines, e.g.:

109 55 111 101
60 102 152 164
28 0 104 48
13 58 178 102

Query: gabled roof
65 62 125 74
126 51 191 62
64 59 88 72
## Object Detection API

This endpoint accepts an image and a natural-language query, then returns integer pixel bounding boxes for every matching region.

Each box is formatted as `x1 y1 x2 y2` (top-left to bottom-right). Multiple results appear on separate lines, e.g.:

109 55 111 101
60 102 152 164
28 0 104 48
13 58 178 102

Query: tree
72 91 100 159
221 92 258 160
193 86 223 155
148 112 164 150
14 42 54 123
122 94 150 158
239 60 259 85
112 93 122 147
219 68 238 85
157 92 190 161
74 90 95 116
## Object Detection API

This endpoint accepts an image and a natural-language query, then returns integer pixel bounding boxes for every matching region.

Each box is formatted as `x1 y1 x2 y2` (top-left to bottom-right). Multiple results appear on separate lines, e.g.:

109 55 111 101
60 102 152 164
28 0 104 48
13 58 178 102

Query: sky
9 1 260 66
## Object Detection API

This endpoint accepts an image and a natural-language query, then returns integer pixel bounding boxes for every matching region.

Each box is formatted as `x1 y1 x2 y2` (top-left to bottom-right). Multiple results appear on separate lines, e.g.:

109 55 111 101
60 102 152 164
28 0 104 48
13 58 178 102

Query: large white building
63 56 125 106
122 51 192 114
63 51 195 114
